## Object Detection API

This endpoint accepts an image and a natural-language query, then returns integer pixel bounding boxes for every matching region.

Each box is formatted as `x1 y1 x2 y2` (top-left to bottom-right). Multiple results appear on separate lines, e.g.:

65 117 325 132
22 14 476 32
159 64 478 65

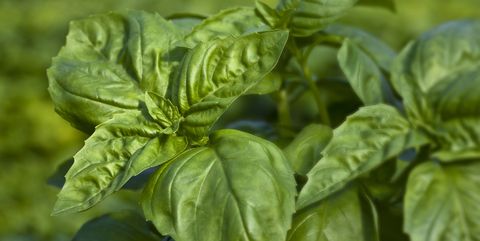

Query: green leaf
297 104 429 209
325 24 396 71
427 68 480 161
47 158 74 188
357 0 396 11
287 186 379 241
338 39 389 105
168 13 205 34
142 129 296 241
185 7 267 46
391 20 480 161
277 0 358 36
47 10 184 132
246 72 283 95
283 124 332 175
72 211 162 241
145 92 182 133
404 161 480 241
170 31 288 143
391 20 480 125
52 111 187 215
255 1 281 28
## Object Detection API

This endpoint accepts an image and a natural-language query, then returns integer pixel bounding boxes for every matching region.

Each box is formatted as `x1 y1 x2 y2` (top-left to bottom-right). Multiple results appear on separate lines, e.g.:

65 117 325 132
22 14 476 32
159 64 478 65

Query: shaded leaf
325 24 395 71
52 111 187 215
283 124 332 175
287 186 379 241
142 129 296 241
404 161 480 241
391 20 480 161
297 104 429 209
72 211 162 241
47 158 74 188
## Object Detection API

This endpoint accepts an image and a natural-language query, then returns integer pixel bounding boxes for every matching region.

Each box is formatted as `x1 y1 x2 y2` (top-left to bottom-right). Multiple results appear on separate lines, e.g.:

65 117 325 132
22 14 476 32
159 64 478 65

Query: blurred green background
0 0 478 240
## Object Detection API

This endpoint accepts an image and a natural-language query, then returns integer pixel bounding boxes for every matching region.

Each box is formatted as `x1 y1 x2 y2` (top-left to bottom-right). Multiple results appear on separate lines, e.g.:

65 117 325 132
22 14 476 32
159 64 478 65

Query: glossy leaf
185 7 267 46
48 10 184 132
283 124 332 175
72 211 162 241
325 24 396 71
287 186 379 241
246 72 283 95
142 129 296 241
255 1 281 28
391 20 480 161
170 31 288 142
297 104 429 209
52 111 187 215
404 161 480 241
338 39 388 105
277 0 358 36
145 92 182 133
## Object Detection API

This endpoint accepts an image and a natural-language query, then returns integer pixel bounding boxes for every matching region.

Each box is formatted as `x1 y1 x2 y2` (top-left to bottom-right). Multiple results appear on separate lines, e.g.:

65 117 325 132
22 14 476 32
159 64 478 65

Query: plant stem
289 40 331 126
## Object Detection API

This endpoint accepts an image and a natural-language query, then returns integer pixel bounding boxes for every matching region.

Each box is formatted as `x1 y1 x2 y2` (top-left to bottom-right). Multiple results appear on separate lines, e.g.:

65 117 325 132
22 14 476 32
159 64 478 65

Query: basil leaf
142 129 296 241
170 31 288 143
145 92 182 133
283 124 333 175
72 211 162 241
338 39 389 105
391 20 480 161
427 68 480 161
357 0 395 11
185 7 267 46
277 0 358 36
404 161 480 241
47 10 184 132
391 20 480 124
246 72 283 95
325 24 396 71
47 158 74 188
287 186 379 241
52 111 187 215
168 13 205 34
255 1 281 28
297 104 429 209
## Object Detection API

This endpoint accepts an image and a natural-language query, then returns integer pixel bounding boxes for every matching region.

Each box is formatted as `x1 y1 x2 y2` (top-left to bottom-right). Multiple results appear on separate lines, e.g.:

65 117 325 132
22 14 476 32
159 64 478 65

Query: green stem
289 40 331 126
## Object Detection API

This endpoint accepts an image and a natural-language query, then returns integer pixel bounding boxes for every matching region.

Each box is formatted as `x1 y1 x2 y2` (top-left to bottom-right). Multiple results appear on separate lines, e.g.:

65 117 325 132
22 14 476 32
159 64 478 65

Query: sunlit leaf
185 7 267 46
47 10 184 132
170 31 288 143
277 0 358 36
142 129 296 241
52 111 187 215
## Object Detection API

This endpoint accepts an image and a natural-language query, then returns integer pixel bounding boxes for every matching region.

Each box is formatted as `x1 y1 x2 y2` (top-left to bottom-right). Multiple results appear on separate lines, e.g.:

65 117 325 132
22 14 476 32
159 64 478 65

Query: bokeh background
0 0 479 240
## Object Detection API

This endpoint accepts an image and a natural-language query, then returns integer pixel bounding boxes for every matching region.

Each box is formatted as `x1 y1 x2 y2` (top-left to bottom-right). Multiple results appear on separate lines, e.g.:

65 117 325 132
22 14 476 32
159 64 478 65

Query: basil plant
47 0 480 240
